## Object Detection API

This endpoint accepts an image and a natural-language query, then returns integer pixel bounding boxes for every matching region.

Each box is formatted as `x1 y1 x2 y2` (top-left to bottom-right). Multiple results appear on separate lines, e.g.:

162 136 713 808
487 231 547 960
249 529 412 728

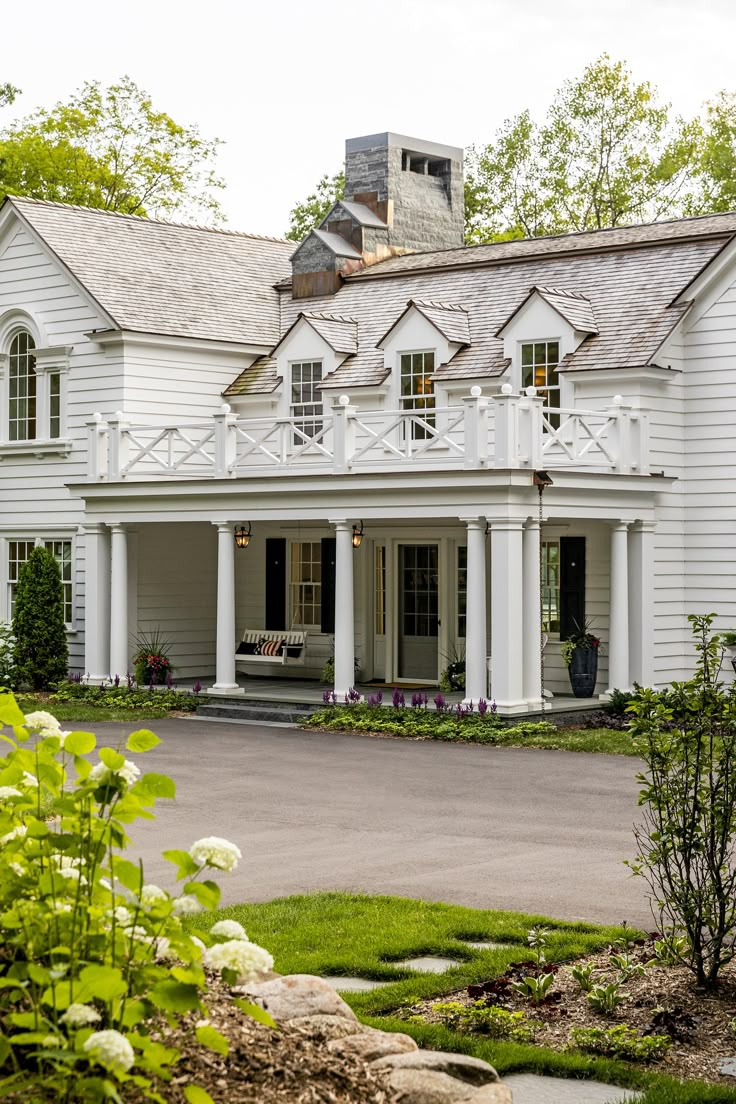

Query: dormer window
290 360 323 443
9 331 36 441
521 341 560 411
400 351 435 440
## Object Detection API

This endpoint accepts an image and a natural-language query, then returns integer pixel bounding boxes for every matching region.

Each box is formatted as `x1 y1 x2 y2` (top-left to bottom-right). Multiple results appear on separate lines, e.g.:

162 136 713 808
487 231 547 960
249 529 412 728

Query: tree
0 77 224 222
0 83 19 109
12 547 68 690
468 56 698 242
285 170 344 241
696 92 736 214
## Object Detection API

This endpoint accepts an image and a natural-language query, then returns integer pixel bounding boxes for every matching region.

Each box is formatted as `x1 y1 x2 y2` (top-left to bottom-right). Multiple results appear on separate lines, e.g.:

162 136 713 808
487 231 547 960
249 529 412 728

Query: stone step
196 700 318 724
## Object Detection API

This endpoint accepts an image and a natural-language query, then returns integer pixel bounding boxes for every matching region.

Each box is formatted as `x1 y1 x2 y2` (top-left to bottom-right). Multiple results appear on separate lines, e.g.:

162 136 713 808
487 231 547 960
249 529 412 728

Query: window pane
541 540 561 633
9 332 37 442
49 373 61 439
44 539 73 624
375 545 386 635
289 542 321 627
8 540 35 620
290 362 323 444
400 351 436 440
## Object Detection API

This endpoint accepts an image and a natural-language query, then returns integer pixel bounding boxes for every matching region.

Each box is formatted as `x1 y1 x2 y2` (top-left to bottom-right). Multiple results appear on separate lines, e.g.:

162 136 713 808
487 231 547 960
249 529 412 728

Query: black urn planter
567 646 598 697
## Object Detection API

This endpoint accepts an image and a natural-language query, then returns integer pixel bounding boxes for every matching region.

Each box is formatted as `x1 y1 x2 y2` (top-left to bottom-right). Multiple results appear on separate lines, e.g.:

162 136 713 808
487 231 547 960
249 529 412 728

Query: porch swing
235 528 308 668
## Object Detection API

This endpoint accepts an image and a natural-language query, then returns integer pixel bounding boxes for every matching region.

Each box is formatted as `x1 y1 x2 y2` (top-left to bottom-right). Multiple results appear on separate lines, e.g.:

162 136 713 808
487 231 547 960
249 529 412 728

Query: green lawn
190 892 736 1104
16 691 201 723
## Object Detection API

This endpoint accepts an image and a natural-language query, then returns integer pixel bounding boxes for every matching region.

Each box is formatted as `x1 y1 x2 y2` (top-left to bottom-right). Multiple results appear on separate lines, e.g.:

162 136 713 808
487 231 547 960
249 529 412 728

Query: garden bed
399 934 736 1086
16 683 207 721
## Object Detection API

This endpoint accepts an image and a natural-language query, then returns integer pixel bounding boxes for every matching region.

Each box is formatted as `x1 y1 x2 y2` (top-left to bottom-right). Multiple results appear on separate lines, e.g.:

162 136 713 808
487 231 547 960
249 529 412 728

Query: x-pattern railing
120 424 217 476
349 407 466 466
230 417 334 472
541 408 618 467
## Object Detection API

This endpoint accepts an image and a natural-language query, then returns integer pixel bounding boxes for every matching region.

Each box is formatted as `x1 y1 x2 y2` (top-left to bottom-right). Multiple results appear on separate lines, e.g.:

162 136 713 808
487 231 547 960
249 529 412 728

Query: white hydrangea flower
107 905 133 926
190 935 206 953
24 711 62 738
172 894 204 917
189 836 242 873
21 772 39 788
210 919 249 942
51 901 72 914
122 924 149 942
8 861 24 877
141 884 168 906
89 758 140 789
54 855 81 870
0 825 27 844
59 731 73 748
203 939 274 983
41 1034 63 1048
83 1029 135 1073
61 1003 101 1028
57 867 82 883
0 787 22 799
151 936 171 960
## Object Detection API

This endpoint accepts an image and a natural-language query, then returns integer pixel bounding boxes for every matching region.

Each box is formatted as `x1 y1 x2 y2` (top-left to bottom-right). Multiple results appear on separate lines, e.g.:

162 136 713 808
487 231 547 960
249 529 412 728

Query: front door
398 544 439 680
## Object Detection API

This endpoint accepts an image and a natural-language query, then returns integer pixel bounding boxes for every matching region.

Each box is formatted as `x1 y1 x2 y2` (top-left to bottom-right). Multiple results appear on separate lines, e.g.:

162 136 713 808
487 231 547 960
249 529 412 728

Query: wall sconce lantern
352 520 364 549
234 522 252 549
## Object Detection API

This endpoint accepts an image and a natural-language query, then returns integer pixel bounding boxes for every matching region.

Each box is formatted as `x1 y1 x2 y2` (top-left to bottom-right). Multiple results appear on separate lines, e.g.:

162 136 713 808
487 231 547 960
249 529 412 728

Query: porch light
352 521 364 549
234 522 252 549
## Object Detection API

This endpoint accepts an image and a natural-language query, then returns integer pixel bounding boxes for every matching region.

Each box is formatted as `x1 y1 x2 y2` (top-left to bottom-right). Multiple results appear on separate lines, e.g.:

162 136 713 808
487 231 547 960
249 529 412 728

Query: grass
190 892 736 1104
16 690 202 723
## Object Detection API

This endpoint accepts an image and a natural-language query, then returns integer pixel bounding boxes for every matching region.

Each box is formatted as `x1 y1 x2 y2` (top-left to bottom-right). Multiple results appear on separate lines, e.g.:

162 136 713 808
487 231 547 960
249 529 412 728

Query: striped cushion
258 638 285 657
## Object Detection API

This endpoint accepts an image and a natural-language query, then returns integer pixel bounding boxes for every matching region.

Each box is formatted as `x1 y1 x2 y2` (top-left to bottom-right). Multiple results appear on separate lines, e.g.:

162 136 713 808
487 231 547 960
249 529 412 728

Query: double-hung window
400 351 435 440
8 332 37 441
521 341 560 414
290 361 323 445
541 539 561 634
6 538 73 625
289 541 321 627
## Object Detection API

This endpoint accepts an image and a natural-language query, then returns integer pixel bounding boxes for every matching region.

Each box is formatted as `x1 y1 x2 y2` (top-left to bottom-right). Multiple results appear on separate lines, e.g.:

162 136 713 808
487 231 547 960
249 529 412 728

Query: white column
82 523 110 681
490 518 526 713
212 522 238 690
109 524 129 679
629 521 656 688
522 517 543 709
608 521 630 693
333 521 355 697
462 519 487 704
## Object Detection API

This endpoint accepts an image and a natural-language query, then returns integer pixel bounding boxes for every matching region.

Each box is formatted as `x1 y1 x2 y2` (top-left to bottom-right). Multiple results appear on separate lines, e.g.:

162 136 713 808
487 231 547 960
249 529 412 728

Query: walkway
94 718 649 927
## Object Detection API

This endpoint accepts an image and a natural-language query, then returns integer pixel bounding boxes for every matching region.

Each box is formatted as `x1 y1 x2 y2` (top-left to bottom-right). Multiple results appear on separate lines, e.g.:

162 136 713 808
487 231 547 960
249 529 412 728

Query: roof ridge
302 310 357 323
535 285 590 301
8 194 292 245
413 298 468 312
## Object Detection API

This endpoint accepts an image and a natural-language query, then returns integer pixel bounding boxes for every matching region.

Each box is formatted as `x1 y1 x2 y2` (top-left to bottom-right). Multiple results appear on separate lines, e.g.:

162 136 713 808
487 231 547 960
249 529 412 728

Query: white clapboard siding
122 344 259 423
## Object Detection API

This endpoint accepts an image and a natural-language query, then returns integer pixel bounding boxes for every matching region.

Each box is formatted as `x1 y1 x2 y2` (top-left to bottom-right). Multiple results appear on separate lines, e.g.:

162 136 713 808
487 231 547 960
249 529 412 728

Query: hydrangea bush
0 691 273 1102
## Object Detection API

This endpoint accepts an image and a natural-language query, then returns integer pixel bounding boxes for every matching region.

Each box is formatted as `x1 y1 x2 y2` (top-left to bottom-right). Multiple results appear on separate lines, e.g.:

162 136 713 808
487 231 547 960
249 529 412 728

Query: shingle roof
496 286 598 337
271 311 358 359
6 196 293 346
223 357 280 397
345 211 736 280
306 228 363 258
329 200 387 229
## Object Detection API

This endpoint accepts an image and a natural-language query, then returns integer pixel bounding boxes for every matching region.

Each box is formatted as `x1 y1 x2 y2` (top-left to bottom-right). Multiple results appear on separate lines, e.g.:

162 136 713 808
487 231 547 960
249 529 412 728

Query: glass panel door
398 544 439 679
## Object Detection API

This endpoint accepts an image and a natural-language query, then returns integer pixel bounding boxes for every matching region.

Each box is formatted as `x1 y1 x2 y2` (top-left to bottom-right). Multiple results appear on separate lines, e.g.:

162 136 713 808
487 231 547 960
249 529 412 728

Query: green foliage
434 1000 535 1041
0 620 17 688
52 681 202 717
510 972 555 1004
569 962 595 992
0 76 224 221
0 82 19 109
587 981 625 1014
131 626 174 686
628 613 736 989
653 931 689 967
0 693 271 1101
570 1024 671 1062
285 170 344 241
12 547 68 690
609 951 650 984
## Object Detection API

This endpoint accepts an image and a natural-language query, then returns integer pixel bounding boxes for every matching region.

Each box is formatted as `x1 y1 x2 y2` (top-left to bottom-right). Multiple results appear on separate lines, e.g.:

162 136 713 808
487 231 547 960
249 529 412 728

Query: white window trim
288 358 324 444
2 533 76 630
288 538 322 631
0 341 72 455
516 337 573 407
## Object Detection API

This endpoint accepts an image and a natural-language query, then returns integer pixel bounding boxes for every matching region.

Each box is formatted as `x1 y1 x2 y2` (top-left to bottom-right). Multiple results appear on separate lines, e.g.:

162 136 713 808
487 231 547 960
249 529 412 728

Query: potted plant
719 631 736 676
132 627 173 686
439 645 466 692
561 620 601 698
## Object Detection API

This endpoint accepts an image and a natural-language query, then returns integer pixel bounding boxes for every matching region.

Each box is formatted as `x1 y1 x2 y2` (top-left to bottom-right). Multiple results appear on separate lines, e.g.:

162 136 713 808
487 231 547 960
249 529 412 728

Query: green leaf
162 848 199 879
99 747 125 771
64 730 96 755
126 729 161 753
25 817 49 838
76 964 126 1002
136 772 175 799
0 1035 10 1065
119 999 149 1028
184 1087 215 1104
195 1024 229 1056
233 998 277 1029
184 880 220 910
0 689 27 729
149 980 201 1013
113 858 144 894
75 755 92 779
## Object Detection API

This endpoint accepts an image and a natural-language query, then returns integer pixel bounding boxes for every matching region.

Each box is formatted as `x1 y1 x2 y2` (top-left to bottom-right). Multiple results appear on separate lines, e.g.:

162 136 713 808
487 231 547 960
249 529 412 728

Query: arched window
9 331 36 441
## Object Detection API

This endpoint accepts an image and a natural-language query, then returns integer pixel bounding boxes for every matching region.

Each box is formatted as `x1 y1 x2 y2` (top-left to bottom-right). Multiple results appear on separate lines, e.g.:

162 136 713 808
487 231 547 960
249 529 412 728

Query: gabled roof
377 298 471 348
496 286 598 337
301 228 363 259
223 357 280 397
328 199 387 229
319 352 389 390
271 311 358 357
4 196 293 346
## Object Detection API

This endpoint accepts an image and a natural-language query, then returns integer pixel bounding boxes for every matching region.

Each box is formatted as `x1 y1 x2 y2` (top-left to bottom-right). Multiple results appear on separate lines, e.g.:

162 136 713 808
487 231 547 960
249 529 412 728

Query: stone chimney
290 131 464 298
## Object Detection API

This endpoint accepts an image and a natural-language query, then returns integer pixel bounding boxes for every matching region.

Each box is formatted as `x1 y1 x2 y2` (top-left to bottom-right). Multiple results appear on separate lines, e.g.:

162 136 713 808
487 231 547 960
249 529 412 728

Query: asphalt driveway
93 719 650 927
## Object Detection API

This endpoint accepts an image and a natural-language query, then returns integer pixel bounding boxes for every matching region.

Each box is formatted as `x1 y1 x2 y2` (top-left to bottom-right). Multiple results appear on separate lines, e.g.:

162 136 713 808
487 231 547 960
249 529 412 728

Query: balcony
86 388 649 482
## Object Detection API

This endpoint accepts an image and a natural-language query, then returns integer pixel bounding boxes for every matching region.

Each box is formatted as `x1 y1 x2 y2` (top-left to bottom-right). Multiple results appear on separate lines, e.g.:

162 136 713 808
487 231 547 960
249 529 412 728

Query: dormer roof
328 199 387 229
223 357 280 397
300 228 363 259
377 299 471 348
495 286 598 338
271 311 358 357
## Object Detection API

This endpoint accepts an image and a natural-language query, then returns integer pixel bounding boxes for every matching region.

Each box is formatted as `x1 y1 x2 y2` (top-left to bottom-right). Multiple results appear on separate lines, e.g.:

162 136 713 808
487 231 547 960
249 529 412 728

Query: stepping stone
461 940 506 951
503 1073 643 1103
394 955 460 973
719 1057 736 1077
321 976 387 992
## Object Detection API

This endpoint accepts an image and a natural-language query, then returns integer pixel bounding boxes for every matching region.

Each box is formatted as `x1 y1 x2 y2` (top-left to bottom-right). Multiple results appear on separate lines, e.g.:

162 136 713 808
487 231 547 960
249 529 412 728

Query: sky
2 0 736 237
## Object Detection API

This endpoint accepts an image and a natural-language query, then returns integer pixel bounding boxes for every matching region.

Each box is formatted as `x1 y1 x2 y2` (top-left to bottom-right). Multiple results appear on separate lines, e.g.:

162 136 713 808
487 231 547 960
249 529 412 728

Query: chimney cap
345 132 463 162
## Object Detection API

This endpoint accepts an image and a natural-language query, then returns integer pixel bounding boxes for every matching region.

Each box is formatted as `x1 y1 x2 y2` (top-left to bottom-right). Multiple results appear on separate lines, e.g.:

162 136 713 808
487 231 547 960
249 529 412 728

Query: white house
1 131 735 714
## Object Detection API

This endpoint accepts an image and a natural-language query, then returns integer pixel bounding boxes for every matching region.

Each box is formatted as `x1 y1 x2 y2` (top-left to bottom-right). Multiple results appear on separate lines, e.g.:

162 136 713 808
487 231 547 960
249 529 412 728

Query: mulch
402 936 736 1085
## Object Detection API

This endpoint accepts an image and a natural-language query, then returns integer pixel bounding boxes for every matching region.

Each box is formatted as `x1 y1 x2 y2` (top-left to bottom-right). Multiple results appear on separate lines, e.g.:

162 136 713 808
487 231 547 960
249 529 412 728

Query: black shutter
560 536 586 640
265 538 287 631
321 537 336 634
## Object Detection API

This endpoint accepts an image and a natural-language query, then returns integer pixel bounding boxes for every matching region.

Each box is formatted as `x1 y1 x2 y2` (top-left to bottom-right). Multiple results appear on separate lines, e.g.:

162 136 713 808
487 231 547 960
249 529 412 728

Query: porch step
196 699 319 725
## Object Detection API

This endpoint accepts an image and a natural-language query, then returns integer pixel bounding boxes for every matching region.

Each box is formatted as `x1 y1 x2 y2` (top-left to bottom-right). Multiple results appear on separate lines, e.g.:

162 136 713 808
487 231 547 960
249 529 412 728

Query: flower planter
568 645 598 697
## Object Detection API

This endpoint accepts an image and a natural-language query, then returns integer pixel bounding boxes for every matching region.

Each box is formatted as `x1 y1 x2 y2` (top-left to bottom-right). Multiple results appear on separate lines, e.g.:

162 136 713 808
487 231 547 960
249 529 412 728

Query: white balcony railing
86 389 649 482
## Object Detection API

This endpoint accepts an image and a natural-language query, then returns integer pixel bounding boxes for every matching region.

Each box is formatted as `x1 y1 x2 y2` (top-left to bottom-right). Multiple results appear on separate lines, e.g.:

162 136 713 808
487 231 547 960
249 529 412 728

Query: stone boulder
372 1049 500 1086
236 974 357 1023
387 1068 511 1103
328 1029 418 1063
289 1014 365 1040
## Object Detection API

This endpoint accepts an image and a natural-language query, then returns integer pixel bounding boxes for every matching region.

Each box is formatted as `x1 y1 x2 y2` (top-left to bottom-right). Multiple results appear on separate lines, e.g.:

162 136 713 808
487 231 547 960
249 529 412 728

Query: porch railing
86 389 649 481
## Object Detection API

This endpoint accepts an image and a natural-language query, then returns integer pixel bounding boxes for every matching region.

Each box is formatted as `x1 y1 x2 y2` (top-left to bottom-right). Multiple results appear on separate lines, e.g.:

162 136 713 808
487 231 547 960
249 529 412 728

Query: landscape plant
628 614 736 989
433 1001 535 1041
0 620 17 688
587 981 625 1015
570 1025 671 1062
131 627 173 686
0 692 274 1102
12 546 69 690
